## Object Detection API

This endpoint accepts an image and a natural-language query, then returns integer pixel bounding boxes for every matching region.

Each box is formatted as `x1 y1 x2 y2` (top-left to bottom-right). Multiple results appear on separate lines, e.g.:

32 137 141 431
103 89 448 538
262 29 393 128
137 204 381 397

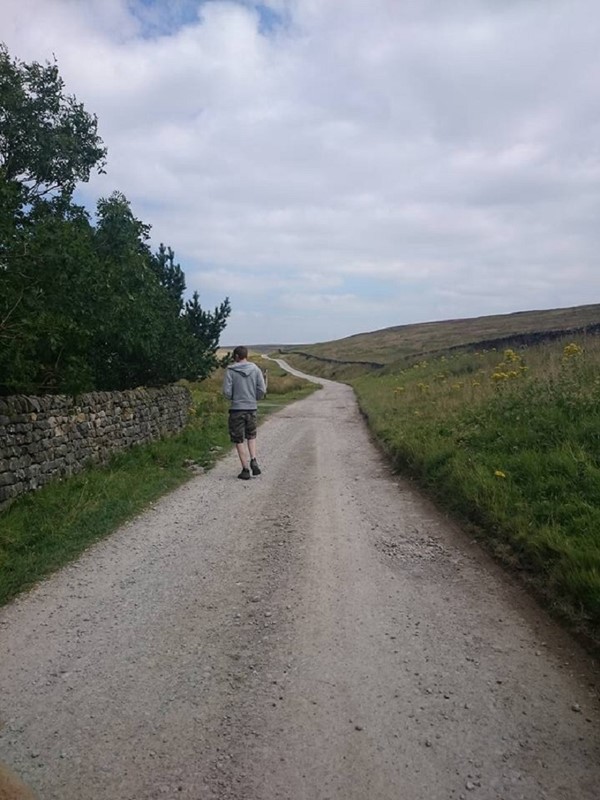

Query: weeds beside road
349 337 600 639
0 359 316 607
3 365 598 799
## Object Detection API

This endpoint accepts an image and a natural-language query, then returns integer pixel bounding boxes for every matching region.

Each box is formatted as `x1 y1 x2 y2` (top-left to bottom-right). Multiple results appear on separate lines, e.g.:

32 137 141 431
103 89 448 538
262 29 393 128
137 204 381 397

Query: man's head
232 346 248 362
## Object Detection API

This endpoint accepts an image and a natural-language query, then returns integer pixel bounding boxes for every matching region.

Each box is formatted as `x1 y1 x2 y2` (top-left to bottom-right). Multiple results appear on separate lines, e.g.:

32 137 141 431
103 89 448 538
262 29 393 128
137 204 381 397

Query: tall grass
353 336 600 632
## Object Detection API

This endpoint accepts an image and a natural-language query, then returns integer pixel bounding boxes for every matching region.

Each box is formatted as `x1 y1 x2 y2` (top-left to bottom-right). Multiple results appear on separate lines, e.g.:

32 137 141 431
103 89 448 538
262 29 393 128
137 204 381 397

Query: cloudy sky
2 0 599 344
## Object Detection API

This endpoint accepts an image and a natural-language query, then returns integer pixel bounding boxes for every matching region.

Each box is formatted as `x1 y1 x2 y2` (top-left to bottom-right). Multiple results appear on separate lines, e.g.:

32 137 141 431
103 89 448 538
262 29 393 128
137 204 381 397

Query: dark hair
233 346 248 361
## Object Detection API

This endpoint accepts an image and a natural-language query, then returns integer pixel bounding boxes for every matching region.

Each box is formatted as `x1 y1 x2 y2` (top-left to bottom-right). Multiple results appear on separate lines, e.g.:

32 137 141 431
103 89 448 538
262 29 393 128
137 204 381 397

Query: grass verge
351 337 600 644
0 364 317 607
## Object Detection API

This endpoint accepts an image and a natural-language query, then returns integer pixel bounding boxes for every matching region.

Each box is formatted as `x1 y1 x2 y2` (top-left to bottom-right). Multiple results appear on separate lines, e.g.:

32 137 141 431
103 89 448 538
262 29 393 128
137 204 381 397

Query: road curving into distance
0 361 598 799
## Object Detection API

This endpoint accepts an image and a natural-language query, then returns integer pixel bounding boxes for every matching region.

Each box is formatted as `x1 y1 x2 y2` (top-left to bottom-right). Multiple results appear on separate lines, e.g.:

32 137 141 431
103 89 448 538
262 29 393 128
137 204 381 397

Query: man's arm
255 366 267 400
223 369 233 400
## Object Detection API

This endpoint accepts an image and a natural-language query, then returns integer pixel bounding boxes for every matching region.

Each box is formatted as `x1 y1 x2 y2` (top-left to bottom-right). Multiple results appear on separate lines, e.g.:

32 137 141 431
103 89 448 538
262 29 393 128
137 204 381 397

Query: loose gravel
0 362 598 799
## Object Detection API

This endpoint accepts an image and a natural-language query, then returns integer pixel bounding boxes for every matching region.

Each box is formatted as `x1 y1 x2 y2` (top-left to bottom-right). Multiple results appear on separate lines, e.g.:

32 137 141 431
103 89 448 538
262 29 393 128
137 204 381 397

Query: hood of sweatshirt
228 362 255 377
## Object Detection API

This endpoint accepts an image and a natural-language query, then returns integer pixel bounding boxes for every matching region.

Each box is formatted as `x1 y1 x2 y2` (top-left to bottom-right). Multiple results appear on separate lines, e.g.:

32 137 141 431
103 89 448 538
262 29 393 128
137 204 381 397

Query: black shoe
250 458 261 476
238 468 251 480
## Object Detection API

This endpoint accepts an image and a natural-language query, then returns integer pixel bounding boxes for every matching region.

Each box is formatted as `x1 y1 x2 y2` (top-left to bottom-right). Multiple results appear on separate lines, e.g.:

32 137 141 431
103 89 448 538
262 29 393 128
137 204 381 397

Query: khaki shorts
228 410 257 443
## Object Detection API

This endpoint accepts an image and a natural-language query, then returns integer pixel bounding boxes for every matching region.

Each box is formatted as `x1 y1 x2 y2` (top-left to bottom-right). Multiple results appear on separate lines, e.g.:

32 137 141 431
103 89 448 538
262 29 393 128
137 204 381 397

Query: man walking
222 346 267 480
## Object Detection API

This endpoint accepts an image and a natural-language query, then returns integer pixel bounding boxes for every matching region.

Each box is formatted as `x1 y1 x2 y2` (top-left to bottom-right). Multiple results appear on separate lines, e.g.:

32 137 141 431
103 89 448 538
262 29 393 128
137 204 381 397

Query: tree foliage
0 45 230 396
0 43 107 205
185 292 232 378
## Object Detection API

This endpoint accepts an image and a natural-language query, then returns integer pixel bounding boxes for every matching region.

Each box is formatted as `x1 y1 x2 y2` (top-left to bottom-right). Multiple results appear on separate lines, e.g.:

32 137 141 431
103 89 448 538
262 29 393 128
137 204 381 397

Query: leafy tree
89 191 174 390
0 197 99 394
183 292 232 378
89 193 230 389
0 44 231 395
0 43 106 207
0 43 107 394
152 243 186 310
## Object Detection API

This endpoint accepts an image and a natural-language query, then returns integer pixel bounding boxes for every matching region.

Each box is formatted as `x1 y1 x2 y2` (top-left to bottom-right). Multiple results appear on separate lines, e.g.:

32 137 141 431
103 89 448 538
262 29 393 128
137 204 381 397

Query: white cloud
1 0 599 343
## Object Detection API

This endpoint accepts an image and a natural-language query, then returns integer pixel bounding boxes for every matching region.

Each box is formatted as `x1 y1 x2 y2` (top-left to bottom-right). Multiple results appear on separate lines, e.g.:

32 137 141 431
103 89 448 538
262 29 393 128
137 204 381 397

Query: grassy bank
281 303 600 366
0 363 317 607
351 336 600 636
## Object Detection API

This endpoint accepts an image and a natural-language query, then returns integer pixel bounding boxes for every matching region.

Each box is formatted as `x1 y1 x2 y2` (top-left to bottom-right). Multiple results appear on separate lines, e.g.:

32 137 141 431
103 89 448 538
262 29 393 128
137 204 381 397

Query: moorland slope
279 303 600 371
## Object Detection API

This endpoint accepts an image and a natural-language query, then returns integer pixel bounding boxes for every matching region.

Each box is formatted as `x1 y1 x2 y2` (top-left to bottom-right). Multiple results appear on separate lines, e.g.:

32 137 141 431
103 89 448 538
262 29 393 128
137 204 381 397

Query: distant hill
277 303 600 370
220 344 290 355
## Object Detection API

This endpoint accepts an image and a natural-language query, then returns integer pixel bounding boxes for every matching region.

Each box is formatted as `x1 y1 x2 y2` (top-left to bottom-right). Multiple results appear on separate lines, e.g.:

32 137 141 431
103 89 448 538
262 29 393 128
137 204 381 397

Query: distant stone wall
0 385 191 508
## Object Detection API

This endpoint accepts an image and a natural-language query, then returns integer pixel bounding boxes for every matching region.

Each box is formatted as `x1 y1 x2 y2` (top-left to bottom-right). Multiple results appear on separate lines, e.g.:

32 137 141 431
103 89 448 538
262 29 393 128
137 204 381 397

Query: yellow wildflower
562 342 583 359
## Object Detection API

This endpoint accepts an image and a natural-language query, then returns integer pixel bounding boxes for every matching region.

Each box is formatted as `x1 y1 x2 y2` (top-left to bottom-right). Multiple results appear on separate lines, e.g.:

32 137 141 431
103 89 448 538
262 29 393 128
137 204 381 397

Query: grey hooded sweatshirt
223 361 267 411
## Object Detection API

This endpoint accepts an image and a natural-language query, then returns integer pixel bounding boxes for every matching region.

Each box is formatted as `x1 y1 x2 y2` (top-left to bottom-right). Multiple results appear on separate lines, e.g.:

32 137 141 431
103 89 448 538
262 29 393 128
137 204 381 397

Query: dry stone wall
0 385 191 508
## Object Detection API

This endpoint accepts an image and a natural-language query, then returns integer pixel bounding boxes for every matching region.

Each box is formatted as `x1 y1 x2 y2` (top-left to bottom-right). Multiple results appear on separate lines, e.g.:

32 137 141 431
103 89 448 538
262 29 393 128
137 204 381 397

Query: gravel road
0 361 598 800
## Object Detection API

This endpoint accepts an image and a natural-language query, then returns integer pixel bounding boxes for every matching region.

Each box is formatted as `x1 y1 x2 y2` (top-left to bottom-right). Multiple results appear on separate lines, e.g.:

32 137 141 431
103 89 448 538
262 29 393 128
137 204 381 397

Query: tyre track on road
0 366 598 799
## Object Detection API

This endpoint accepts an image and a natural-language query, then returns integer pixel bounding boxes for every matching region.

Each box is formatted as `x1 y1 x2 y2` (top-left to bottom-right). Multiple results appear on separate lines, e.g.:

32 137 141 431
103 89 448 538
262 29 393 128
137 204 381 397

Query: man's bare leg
247 438 261 474
235 442 249 470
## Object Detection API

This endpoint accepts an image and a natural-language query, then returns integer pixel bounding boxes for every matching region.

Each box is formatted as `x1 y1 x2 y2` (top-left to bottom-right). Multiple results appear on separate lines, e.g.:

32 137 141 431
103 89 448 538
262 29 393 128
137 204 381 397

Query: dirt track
0 362 598 799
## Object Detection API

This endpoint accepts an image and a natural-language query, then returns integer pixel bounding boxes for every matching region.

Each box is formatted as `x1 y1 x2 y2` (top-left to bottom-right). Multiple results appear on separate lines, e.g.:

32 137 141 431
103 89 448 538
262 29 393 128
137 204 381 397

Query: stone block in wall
9 455 31 471
0 482 22 501
0 486 13 502
0 472 14 488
